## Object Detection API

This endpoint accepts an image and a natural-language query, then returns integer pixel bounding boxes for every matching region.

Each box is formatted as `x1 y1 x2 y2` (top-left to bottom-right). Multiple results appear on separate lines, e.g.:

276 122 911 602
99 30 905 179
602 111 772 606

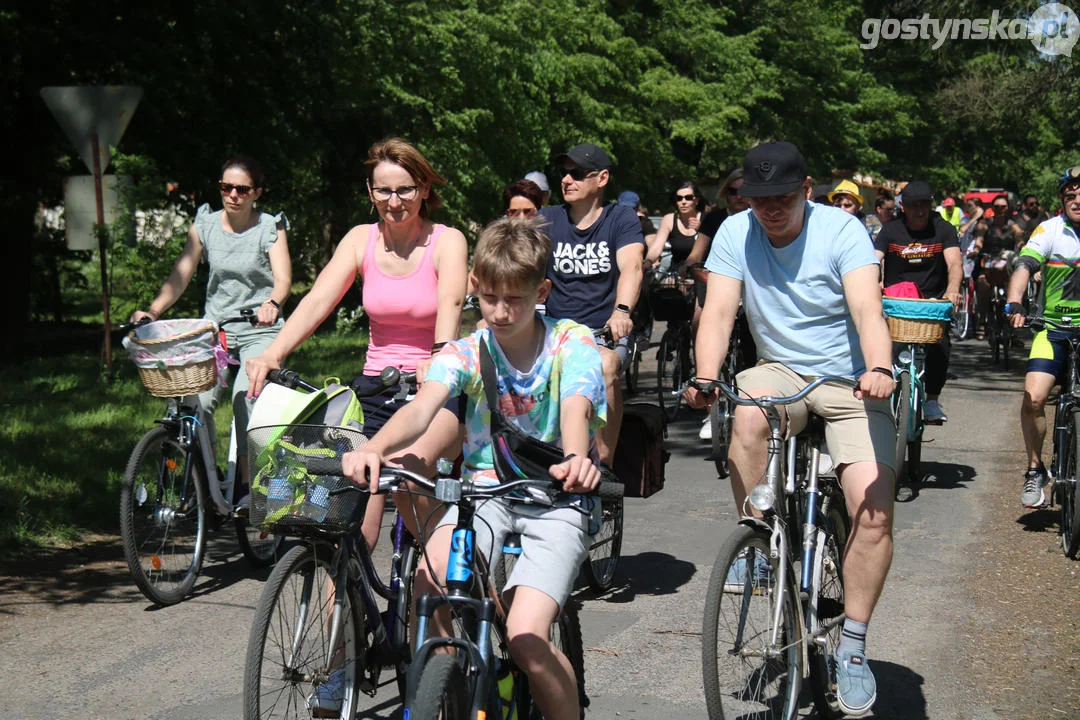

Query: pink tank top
360 223 443 375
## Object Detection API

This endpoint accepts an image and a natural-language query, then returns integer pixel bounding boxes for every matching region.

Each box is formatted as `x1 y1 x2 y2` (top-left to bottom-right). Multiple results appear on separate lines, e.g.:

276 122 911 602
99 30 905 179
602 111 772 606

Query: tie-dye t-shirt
424 316 607 487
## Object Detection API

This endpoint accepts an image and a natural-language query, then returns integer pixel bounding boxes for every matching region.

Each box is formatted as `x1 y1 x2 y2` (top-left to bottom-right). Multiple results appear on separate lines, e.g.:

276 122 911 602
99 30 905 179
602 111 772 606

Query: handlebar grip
266 368 320 392
302 455 345 476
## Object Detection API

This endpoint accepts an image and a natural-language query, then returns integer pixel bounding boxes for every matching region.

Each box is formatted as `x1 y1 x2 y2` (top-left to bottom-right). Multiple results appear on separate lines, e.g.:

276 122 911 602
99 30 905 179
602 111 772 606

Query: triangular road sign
40 86 142 173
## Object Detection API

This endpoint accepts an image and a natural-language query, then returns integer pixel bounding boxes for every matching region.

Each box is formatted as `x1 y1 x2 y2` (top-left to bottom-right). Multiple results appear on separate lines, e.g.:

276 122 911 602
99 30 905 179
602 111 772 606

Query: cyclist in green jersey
1006 167 1080 507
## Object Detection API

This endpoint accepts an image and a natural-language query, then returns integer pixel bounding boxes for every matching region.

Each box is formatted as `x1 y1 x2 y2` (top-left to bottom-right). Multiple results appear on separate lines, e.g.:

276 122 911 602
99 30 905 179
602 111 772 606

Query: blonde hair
472 217 551 290
365 137 446 217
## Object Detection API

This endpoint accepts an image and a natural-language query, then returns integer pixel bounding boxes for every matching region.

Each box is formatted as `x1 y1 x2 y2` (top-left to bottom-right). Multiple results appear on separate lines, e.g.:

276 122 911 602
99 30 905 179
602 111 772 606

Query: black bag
613 402 668 498
480 342 567 483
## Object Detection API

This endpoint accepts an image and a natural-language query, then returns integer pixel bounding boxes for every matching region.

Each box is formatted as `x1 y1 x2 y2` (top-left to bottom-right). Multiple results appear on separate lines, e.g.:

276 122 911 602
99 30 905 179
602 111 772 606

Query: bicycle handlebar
686 374 858 408
266 365 418 397
1026 314 1080 334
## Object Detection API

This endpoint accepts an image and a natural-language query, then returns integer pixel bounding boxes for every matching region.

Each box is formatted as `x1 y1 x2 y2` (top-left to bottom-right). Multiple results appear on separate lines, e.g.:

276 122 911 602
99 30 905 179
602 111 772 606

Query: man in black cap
540 142 646 464
874 180 961 436
685 141 896 718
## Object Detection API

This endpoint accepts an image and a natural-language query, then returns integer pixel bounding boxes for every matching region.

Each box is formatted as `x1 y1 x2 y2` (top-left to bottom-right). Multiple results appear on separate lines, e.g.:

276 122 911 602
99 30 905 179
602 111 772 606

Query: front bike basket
247 424 368 536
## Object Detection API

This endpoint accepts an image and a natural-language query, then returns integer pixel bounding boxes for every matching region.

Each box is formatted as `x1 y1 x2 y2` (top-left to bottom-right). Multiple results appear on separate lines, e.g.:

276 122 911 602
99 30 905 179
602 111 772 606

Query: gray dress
193 204 289 456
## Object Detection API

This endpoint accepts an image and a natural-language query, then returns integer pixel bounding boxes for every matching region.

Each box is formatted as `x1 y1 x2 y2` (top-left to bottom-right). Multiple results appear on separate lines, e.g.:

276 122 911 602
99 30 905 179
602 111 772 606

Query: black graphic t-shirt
540 203 645 329
874 214 959 299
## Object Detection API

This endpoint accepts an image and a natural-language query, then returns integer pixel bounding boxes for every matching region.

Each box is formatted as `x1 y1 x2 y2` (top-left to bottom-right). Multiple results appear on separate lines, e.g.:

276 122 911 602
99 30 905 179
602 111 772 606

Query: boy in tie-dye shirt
343 216 605 720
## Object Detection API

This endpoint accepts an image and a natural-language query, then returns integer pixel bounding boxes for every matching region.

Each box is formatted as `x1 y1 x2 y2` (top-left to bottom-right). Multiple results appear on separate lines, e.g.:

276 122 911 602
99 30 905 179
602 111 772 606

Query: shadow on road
918 461 976 491
867 659 928 719
583 551 696 604
1015 506 1058 533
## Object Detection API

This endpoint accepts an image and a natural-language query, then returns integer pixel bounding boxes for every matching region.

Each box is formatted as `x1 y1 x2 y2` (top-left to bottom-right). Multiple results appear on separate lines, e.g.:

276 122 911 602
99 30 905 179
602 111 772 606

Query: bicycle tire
393 542 420 699
583 481 625 591
892 371 911 494
625 334 641 396
807 500 850 719
236 516 282 568
1062 409 1080 558
656 331 675 421
908 381 923 486
1003 324 1012 369
120 426 208 606
244 543 362 720
953 286 971 340
702 525 802 720
409 653 470 720
711 388 735 479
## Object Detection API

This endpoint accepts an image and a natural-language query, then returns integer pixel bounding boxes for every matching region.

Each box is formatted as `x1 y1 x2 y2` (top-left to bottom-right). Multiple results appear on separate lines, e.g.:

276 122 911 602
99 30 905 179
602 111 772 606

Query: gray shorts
437 500 589 608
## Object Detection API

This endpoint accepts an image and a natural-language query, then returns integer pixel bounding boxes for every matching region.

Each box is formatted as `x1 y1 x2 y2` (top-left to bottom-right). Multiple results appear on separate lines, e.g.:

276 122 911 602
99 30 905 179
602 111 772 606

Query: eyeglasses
371 185 419 202
506 207 538 218
675 193 696 202
559 166 599 182
219 182 254 196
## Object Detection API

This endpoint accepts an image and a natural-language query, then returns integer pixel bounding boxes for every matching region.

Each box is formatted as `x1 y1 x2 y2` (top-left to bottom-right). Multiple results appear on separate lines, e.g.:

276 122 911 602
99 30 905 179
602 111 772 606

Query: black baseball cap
901 180 933 203
739 142 809 197
812 183 834 203
555 143 612 171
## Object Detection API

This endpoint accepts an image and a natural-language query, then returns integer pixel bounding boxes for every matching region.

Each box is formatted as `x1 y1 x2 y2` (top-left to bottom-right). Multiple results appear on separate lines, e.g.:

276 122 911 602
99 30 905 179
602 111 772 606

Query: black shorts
351 373 467 438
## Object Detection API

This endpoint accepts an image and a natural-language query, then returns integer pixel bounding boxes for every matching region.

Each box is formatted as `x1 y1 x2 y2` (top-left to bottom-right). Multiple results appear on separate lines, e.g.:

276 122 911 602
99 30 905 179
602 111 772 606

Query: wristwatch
615 303 631 314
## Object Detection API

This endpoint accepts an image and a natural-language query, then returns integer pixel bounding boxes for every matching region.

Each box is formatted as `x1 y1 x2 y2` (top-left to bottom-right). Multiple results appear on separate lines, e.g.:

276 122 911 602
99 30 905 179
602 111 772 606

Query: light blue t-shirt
706 203 878 379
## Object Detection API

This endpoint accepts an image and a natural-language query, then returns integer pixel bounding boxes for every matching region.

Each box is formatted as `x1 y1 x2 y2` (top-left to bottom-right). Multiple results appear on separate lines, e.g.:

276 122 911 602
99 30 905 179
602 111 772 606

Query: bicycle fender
737 516 772 535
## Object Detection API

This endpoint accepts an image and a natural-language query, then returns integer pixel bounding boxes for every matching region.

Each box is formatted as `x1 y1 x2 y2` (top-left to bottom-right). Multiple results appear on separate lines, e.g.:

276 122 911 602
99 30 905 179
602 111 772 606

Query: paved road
0 330 1044 719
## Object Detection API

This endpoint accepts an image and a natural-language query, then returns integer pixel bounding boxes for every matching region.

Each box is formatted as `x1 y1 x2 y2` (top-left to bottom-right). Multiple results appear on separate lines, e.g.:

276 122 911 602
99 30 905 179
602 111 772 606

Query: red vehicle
964 188 1016 216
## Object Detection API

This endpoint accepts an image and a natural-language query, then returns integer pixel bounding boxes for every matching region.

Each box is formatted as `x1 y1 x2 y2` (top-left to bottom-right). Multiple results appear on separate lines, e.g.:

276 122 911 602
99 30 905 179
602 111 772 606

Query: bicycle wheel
702 525 802 720
244 543 362 720
236 516 282 567
409 654 470 720
907 384 923 486
807 500 850 719
1061 409 1080 558
953 286 971 340
120 426 208 606
393 542 420 699
656 330 676 421
583 481 625 591
892 371 911 494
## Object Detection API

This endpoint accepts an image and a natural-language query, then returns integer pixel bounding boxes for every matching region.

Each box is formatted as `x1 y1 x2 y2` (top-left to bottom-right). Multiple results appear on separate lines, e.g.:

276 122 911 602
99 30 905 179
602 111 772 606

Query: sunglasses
506 207 538 218
219 182 254 196
676 193 696 202
558 166 599 182
992 204 1009 211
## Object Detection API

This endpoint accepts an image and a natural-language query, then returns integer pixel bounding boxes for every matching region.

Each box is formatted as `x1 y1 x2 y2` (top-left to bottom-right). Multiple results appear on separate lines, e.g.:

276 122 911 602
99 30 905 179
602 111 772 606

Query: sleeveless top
360 223 444 375
668 213 700 265
984 218 1017 255
194 203 288 334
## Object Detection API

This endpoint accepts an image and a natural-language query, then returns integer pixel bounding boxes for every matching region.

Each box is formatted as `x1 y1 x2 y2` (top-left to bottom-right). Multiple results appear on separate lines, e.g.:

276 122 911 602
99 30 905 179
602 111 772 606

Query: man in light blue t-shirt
685 141 896 718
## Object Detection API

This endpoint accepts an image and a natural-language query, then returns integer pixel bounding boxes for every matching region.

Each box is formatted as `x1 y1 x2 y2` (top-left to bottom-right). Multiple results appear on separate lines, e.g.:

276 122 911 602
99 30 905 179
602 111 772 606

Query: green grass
0 330 366 554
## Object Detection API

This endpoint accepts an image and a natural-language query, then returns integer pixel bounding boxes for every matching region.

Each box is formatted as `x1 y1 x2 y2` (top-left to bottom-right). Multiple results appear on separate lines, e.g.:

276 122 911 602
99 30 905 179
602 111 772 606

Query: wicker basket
124 320 218 397
882 298 953 344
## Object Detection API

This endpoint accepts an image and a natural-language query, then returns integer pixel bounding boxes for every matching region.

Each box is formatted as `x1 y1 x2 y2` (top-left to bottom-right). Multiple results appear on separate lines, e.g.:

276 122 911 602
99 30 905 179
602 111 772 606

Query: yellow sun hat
827 179 865 207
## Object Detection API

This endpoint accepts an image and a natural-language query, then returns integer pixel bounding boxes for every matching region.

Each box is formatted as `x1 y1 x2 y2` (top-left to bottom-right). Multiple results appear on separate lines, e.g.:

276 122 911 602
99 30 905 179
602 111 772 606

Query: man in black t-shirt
874 180 962 425
541 143 646 464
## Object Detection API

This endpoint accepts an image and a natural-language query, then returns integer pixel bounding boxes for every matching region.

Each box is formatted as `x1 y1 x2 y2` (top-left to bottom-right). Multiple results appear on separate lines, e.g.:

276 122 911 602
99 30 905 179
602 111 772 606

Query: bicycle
693 376 854 720
241 366 428 719
401 471 587 720
883 297 952 502
982 253 1014 367
1026 315 1080 558
119 311 281 606
953 273 976 341
652 267 697 422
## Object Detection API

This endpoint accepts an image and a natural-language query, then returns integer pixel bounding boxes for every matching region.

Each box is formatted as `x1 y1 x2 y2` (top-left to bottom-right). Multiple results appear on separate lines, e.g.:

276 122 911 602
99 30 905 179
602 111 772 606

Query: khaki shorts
736 362 896 472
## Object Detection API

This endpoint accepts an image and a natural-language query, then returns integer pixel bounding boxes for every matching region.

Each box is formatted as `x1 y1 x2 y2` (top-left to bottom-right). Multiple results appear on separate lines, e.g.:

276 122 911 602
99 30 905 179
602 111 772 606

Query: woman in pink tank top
248 138 468 550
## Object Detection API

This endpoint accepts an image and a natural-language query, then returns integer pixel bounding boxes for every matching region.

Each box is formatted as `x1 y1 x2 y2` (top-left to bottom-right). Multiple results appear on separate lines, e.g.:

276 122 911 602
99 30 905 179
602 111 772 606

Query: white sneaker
924 399 947 423
699 417 712 440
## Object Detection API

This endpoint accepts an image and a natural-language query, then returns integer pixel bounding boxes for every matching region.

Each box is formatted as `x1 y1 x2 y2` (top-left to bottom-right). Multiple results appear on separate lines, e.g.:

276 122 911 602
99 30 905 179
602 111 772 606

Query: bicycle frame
163 398 235 517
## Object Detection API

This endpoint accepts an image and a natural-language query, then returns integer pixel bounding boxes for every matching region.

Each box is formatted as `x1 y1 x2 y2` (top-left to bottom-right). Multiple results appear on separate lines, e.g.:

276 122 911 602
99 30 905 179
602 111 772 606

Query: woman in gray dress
131 155 292 487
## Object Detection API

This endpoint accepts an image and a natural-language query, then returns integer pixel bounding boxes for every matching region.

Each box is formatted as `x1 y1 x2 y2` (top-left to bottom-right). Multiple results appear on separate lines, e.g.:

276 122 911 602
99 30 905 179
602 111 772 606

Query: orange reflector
151 555 162 570
165 459 178 470
477 712 486 720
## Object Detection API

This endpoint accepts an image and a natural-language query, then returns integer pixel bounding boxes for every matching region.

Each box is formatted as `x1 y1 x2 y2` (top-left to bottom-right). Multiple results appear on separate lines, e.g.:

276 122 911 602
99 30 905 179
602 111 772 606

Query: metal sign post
40 86 142 369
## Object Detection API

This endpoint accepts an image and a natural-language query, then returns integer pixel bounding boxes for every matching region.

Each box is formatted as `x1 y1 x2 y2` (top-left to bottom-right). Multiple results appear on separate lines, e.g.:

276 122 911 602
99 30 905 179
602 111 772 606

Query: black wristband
267 298 280 309
615 303 631 314
562 453 577 462
431 341 448 355
871 366 894 379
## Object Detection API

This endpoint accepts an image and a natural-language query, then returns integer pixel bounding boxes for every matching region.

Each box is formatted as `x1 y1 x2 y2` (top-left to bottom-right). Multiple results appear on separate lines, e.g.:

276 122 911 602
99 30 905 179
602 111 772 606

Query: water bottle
302 482 332 523
495 662 515 719
266 447 298 519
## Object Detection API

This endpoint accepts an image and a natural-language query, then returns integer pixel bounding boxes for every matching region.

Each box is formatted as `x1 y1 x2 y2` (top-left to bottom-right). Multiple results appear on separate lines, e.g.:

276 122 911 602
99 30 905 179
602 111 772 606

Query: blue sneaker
833 649 877 717
308 669 346 717
723 548 773 593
